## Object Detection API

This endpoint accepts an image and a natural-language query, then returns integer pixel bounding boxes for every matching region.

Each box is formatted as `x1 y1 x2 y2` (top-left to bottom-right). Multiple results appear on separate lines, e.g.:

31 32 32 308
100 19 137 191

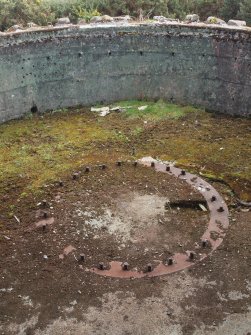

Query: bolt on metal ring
167 258 173 266
122 262 129 271
98 262 105 270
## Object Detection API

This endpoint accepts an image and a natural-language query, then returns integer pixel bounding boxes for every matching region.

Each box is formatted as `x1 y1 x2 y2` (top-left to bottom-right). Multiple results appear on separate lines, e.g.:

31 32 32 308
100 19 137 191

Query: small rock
228 20 246 27
27 22 39 28
55 17 71 26
77 18 87 25
206 17 226 25
90 16 102 23
101 15 114 22
113 15 132 22
6 25 23 32
153 16 179 23
185 14 200 23
90 15 114 23
43 255 48 260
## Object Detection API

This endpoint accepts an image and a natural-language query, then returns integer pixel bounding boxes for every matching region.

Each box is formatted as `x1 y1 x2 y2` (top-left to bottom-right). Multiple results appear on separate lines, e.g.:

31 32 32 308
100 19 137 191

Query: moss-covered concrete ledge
0 22 250 123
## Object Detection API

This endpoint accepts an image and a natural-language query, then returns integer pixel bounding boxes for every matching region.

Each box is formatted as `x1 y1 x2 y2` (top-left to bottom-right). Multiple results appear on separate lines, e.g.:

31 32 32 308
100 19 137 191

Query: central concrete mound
0 22 250 123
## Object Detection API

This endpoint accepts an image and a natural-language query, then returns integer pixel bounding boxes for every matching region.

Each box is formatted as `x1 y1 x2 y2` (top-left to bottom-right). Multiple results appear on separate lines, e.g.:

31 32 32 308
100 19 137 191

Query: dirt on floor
0 103 250 335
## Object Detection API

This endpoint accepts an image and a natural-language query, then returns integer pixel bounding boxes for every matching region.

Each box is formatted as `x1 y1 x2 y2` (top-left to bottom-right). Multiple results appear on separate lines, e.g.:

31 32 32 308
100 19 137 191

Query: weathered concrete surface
0 22 250 123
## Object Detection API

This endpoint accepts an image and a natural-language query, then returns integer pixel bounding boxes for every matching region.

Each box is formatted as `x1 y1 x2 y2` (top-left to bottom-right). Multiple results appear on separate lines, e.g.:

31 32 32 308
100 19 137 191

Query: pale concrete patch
0 315 39 335
193 311 251 335
34 274 205 335
228 290 249 301
76 192 168 243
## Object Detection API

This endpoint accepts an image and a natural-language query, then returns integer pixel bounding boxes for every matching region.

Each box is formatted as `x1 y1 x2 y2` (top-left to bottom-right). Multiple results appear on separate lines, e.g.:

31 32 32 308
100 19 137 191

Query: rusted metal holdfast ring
87 157 229 279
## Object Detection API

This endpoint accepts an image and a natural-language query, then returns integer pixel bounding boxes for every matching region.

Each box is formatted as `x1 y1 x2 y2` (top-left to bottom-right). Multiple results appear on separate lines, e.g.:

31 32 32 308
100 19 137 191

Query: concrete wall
0 23 250 123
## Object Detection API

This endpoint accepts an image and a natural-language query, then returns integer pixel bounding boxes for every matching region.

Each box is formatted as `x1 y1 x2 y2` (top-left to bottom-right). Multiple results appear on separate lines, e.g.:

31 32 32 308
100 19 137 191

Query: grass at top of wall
109 100 200 120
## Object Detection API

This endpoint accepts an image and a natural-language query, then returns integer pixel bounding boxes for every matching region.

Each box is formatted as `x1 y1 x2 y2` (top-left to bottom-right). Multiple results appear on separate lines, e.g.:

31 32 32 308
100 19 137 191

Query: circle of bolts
39 161 228 277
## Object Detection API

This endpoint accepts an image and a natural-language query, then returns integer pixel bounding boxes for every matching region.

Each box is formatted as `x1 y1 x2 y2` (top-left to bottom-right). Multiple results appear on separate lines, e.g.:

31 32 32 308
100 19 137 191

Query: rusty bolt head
217 206 224 213
202 240 208 248
151 162 155 168
147 264 153 272
167 258 173 266
42 224 47 231
85 167 90 173
101 164 106 170
122 262 129 271
166 166 170 172
42 200 47 207
80 254 85 262
211 196 217 202
117 161 122 167
181 170 186 176
189 252 195 260
43 211 48 219
59 180 64 187
98 262 105 270
72 173 78 180
133 161 138 167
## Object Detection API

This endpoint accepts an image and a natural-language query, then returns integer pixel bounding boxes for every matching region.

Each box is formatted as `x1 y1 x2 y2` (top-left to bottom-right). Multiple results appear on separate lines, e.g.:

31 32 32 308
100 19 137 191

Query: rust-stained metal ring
88 157 229 279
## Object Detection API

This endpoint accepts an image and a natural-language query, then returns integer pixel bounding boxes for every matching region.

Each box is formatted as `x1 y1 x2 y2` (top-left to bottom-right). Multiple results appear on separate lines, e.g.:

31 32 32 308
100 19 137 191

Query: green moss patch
0 101 250 203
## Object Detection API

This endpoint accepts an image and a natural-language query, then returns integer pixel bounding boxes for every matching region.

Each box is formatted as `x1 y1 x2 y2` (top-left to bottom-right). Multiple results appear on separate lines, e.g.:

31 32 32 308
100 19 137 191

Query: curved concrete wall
0 23 250 123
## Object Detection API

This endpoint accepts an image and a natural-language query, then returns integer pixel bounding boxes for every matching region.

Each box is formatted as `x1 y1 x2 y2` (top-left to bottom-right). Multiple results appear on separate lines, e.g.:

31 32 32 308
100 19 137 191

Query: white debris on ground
138 105 148 111
90 106 110 116
90 105 136 116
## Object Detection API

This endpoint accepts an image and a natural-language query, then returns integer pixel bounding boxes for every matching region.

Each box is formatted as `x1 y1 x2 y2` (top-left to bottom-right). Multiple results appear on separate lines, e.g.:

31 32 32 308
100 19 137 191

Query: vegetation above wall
0 0 250 31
